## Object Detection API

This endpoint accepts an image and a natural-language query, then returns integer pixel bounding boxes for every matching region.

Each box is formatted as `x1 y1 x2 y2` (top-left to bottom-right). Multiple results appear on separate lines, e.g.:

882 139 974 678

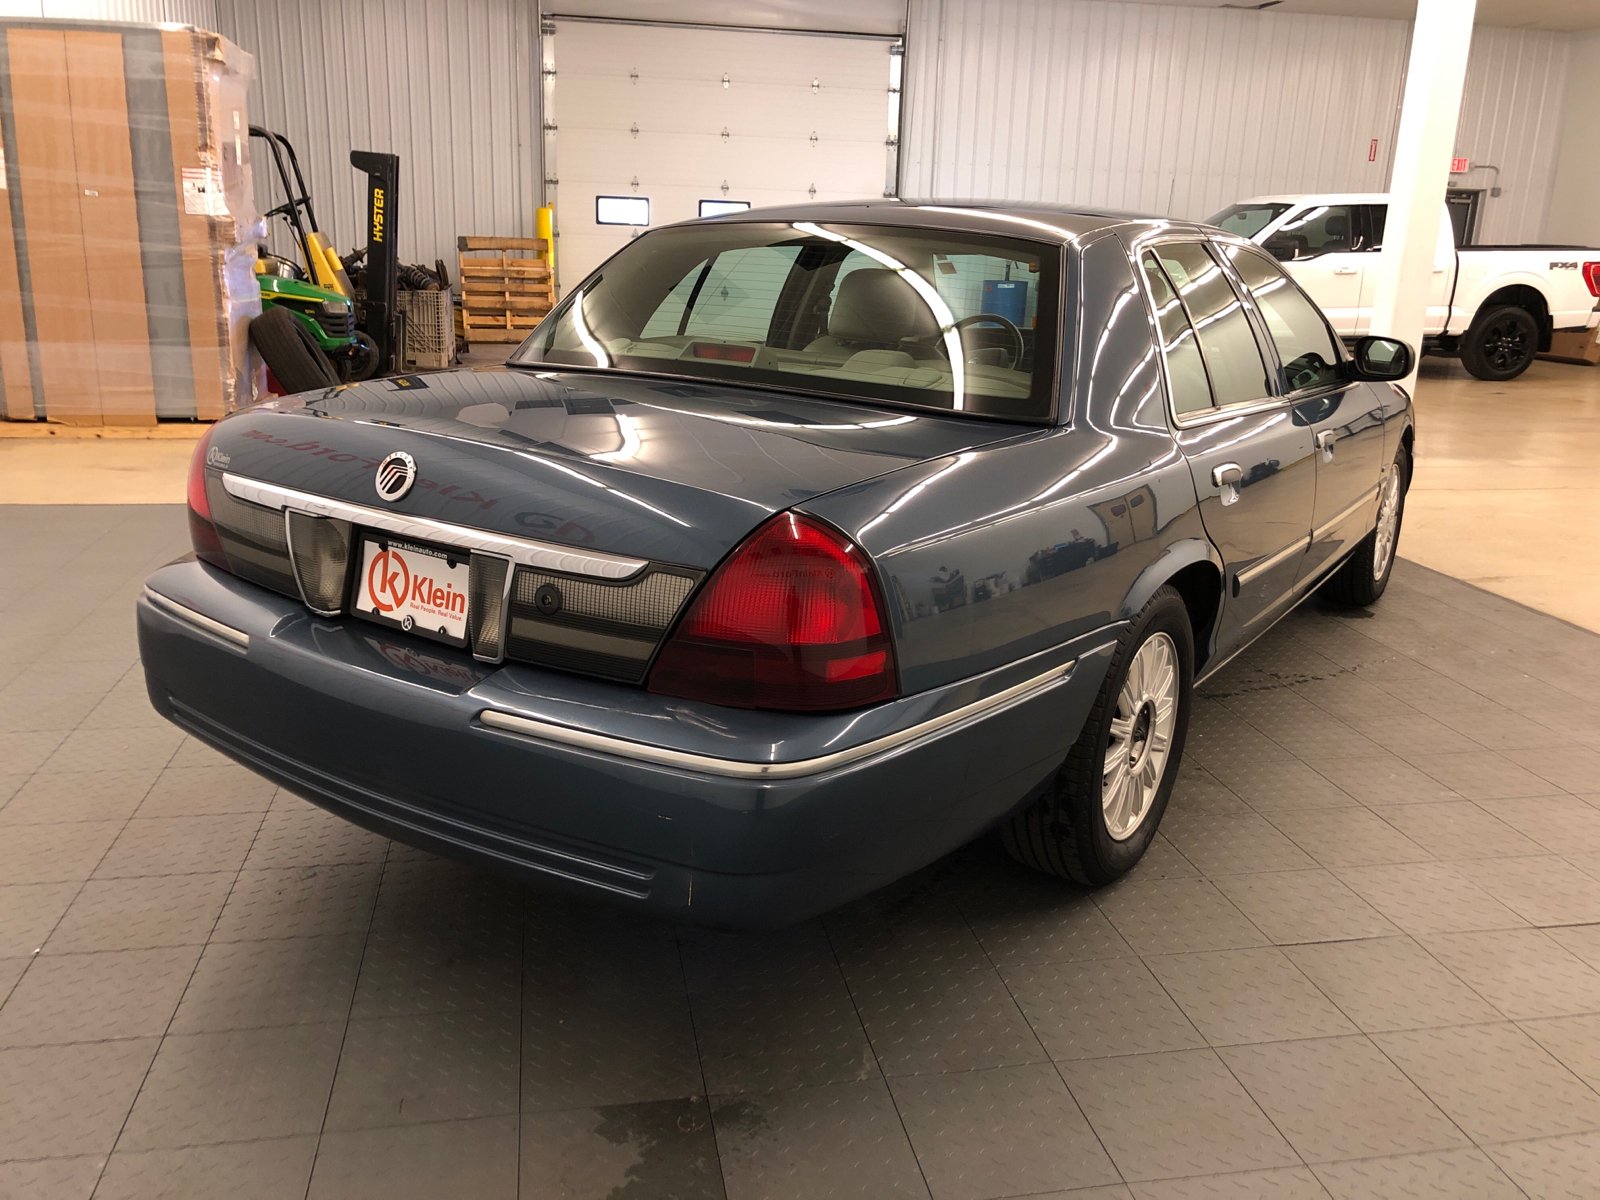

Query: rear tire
1000 586 1193 886
1322 443 1409 608
250 306 340 394
1461 304 1539 381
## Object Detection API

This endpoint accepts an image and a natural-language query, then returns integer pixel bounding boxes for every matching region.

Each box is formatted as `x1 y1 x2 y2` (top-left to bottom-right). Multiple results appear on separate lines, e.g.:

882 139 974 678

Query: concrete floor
1405 357 1600 633
5 505 1600 1198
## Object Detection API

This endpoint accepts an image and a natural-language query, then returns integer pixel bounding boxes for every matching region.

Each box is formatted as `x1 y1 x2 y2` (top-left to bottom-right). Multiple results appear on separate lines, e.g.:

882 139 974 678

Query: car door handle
1333 267 1358 275
1212 462 1243 506
1315 430 1336 462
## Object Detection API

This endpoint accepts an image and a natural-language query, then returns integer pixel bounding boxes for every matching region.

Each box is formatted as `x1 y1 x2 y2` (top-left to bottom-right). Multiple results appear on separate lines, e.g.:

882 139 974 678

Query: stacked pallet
457 236 554 344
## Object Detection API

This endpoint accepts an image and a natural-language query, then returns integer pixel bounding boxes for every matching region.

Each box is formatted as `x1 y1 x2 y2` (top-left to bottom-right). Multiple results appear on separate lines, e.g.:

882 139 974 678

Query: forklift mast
351 151 400 375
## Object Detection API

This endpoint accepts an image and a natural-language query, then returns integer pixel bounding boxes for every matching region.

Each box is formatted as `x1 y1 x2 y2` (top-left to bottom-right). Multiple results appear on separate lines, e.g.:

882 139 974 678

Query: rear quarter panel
806 232 1208 695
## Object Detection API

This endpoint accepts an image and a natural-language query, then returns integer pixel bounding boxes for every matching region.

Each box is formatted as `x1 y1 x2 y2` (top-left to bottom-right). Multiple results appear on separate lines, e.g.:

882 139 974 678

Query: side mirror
1347 336 1414 381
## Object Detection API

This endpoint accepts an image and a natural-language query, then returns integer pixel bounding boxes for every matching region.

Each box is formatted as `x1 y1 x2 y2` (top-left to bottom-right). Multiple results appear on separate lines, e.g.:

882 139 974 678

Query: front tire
1461 304 1538 381
1000 586 1193 886
1322 443 1408 608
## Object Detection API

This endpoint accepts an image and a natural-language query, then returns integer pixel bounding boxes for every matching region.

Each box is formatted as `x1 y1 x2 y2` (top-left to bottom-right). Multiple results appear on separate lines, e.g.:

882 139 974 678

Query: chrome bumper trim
221 473 648 581
143 587 250 650
477 652 1093 780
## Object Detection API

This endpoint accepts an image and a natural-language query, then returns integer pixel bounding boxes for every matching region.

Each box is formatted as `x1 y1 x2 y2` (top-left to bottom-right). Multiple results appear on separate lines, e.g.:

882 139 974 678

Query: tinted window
1140 251 1213 415
1151 242 1272 407
515 222 1061 420
1228 248 1342 392
1359 204 1387 251
1268 205 1355 259
1207 203 1291 239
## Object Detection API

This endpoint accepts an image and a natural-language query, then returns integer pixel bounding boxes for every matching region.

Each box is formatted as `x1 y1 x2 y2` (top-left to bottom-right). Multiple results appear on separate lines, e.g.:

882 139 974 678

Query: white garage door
546 17 900 289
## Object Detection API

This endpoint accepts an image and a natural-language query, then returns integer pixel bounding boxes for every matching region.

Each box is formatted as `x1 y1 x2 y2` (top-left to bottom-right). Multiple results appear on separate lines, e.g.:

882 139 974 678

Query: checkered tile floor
5 505 1600 1199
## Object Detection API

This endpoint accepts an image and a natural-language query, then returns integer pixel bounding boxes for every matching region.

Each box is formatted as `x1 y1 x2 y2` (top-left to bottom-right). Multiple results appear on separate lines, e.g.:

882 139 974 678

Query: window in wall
1150 242 1273 407
1228 247 1342 392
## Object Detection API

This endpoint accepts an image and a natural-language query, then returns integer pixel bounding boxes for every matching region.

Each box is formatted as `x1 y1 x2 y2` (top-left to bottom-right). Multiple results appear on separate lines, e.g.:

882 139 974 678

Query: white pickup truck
1209 194 1600 380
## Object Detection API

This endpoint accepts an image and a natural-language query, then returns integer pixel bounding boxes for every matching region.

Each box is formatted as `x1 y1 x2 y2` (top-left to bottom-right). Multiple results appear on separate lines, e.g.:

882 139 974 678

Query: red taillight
1583 262 1600 299
648 512 898 712
188 425 228 571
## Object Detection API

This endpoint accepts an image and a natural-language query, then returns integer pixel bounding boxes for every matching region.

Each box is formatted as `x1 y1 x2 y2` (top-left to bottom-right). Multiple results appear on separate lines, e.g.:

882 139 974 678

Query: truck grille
315 308 355 340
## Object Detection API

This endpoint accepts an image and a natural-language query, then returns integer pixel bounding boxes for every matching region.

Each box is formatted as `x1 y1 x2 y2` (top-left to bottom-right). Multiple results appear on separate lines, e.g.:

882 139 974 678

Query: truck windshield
1207 203 1291 239
510 221 1062 420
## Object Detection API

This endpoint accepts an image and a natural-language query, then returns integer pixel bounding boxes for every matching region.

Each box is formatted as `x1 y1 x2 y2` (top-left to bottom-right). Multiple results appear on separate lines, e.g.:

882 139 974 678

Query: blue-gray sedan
138 202 1415 928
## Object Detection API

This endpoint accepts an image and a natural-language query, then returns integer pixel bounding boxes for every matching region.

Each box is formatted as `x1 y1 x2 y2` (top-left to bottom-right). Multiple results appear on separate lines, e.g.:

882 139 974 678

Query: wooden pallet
457 236 553 343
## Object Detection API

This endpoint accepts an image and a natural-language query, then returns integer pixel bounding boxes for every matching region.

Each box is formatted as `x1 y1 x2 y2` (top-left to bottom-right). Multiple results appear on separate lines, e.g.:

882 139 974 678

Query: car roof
684 197 1207 244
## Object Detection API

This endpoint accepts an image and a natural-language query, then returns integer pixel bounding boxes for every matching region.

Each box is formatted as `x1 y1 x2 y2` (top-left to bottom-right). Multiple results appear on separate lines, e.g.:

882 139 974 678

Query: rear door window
1227 247 1343 393
1150 242 1273 408
1140 251 1213 416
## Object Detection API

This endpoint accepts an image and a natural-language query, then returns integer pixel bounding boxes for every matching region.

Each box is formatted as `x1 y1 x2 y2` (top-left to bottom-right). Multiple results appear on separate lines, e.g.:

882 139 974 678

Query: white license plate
354 538 471 645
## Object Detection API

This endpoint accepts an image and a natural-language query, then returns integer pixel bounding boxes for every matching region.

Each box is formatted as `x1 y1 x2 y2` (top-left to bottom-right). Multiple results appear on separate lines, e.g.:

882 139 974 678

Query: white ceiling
546 0 1600 33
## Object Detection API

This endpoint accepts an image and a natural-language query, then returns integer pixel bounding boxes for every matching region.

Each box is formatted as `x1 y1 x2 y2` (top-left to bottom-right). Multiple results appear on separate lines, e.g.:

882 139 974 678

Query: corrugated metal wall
901 0 1410 220
214 0 537 272
902 0 1572 243
0 0 218 21
1452 26 1570 245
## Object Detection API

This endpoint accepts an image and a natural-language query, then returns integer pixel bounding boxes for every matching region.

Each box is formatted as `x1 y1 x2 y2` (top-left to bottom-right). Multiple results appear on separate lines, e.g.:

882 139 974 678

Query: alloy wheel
1484 317 1530 372
1102 632 1180 841
1372 465 1402 580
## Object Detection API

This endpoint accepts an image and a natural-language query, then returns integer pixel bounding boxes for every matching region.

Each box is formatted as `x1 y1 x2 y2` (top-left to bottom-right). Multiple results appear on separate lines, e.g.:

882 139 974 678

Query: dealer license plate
354 537 471 646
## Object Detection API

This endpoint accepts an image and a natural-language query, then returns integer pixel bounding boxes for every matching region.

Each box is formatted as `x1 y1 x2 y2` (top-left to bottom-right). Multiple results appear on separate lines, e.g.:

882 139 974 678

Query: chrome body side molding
477 652 1093 780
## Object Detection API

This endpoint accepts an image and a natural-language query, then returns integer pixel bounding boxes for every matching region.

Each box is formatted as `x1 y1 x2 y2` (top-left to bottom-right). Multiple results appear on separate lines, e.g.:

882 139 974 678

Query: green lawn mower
249 128 392 392
256 255 378 386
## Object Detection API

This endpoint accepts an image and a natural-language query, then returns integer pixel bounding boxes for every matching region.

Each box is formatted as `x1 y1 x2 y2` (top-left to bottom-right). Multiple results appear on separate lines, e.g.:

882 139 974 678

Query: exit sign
1451 157 1470 172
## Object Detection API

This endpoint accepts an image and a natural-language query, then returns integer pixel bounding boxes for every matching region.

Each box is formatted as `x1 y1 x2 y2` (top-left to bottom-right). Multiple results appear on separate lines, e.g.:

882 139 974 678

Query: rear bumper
138 558 1113 928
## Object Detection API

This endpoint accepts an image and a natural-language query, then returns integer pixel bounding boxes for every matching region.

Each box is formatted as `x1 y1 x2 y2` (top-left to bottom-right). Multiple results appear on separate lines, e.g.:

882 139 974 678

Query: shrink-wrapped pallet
0 18 263 425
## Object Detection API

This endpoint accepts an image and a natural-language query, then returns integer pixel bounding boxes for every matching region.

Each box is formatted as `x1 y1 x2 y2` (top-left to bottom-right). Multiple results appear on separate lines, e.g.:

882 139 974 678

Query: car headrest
1323 213 1349 239
828 268 940 345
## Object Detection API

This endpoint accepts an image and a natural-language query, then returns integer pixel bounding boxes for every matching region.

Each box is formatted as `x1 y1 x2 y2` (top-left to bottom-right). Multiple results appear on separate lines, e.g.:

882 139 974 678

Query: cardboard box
1542 326 1600 366
0 19 262 425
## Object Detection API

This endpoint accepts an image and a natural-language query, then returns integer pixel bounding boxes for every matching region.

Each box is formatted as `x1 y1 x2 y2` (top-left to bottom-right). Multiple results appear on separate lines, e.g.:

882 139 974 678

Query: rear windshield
1206 203 1291 240
511 221 1062 420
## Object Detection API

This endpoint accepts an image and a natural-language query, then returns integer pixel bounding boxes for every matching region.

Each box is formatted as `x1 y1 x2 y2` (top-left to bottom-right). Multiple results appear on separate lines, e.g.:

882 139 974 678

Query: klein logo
375 451 416 501
205 445 231 469
365 547 411 615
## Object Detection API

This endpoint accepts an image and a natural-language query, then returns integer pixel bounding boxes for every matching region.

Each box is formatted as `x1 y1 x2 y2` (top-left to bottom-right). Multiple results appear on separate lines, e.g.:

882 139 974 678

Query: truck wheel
338 331 381 383
1000 586 1193 886
1461 305 1539 381
1322 444 1409 608
250 306 340 394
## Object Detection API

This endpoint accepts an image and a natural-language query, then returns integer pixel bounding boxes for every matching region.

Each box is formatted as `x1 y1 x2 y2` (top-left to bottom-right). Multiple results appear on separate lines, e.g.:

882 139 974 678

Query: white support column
1368 0 1476 389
